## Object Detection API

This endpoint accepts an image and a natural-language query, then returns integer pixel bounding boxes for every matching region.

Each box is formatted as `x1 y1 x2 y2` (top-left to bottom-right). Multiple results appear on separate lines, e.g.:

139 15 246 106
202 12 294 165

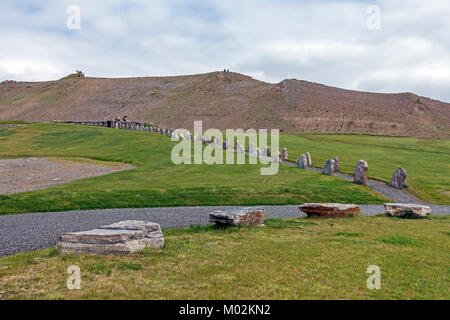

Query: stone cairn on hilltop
353 160 368 186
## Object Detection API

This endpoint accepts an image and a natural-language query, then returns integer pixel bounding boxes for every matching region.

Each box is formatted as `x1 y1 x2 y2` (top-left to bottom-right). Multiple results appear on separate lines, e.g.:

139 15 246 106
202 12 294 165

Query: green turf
278 134 450 204
0 216 448 299
0 123 388 214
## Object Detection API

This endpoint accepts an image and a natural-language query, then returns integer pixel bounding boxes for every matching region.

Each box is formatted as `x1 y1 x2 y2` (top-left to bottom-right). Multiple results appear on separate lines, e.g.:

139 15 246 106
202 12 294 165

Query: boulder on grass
384 203 431 219
299 203 360 217
57 220 164 255
209 208 266 227
389 167 407 189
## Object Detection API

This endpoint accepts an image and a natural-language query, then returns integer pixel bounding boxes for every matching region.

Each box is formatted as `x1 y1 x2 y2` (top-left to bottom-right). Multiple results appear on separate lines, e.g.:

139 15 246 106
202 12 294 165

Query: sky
0 0 449 102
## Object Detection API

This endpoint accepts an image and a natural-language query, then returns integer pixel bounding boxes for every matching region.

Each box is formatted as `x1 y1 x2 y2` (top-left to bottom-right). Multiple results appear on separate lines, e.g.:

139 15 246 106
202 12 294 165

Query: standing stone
273 151 280 163
306 152 312 166
248 143 255 155
237 144 245 153
256 148 261 158
223 139 228 150
263 146 271 157
322 159 336 175
234 141 239 151
353 160 368 186
296 154 308 169
389 167 407 189
281 148 288 161
333 156 340 172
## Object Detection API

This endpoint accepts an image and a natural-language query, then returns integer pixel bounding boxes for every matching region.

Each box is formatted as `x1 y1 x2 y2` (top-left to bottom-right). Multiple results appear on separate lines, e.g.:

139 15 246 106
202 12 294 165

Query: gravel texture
1 204 449 257
0 157 134 194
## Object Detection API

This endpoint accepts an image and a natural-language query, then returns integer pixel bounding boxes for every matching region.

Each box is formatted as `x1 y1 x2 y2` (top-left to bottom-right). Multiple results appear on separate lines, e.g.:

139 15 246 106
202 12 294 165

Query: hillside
0 71 449 138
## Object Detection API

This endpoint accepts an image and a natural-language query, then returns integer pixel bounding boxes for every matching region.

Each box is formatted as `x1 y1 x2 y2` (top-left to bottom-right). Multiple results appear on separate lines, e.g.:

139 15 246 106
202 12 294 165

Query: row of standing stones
57 203 432 256
55 121 427 255
297 152 407 190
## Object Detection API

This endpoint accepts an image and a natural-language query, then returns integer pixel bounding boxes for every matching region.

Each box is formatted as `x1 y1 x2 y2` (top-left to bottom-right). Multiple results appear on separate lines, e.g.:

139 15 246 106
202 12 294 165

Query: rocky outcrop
389 167 407 189
299 203 360 217
384 203 431 219
353 160 368 186
57 220 164 255
209 208 266 227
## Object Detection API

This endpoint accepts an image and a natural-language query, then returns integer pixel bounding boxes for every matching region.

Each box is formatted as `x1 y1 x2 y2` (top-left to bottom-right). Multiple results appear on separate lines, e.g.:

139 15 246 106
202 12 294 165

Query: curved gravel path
1 204 449 257
282 160 426 204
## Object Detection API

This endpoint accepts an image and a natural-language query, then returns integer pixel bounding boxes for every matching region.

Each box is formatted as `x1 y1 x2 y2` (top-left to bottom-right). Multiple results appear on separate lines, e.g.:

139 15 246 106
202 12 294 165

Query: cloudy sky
1 0 449 102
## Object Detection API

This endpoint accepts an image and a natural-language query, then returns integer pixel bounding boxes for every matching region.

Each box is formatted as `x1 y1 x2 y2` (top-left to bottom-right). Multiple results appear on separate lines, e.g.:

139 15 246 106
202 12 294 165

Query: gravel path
282 161 426 204
1 204 449 257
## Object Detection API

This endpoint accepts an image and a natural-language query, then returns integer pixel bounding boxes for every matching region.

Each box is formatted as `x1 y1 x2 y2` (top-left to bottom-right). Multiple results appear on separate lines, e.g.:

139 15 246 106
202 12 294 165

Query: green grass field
0 123 390 215
278 134 450 204
0 122 449 215
1 215 448 299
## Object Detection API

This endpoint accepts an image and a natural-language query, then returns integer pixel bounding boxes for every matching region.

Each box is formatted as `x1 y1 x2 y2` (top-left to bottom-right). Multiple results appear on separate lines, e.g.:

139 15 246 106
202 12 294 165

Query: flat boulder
299 203 360 217
384 203 431 219
209 208 266 227
58 220 164 255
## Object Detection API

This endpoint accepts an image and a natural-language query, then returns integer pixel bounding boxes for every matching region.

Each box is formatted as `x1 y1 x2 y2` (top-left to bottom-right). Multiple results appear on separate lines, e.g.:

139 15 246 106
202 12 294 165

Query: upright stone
389 167 407 189
248 143 255 155
263 146 271 157
256 148 261 158
353 160 368 186
322 159 336 175
281 148 288 161
296 154 308 169
305 152 312 167
333 156 340 172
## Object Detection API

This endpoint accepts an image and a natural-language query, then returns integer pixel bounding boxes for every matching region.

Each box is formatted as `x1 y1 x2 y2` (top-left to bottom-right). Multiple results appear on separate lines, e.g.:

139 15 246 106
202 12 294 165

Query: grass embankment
278 134 450 204
0 123 387 215
0 215 448 299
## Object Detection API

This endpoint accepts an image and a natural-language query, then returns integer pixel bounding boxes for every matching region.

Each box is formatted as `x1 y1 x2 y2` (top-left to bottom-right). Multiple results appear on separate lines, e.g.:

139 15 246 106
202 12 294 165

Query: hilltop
0 71 449 138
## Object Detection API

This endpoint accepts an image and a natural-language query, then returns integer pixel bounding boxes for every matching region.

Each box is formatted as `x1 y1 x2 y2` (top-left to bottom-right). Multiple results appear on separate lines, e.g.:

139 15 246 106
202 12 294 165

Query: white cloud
0 0 449 102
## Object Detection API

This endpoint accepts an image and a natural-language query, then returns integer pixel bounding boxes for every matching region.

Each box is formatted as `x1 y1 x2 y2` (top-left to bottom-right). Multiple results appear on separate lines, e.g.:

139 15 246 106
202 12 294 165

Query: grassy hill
0 123 448 215
1 71 449 138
